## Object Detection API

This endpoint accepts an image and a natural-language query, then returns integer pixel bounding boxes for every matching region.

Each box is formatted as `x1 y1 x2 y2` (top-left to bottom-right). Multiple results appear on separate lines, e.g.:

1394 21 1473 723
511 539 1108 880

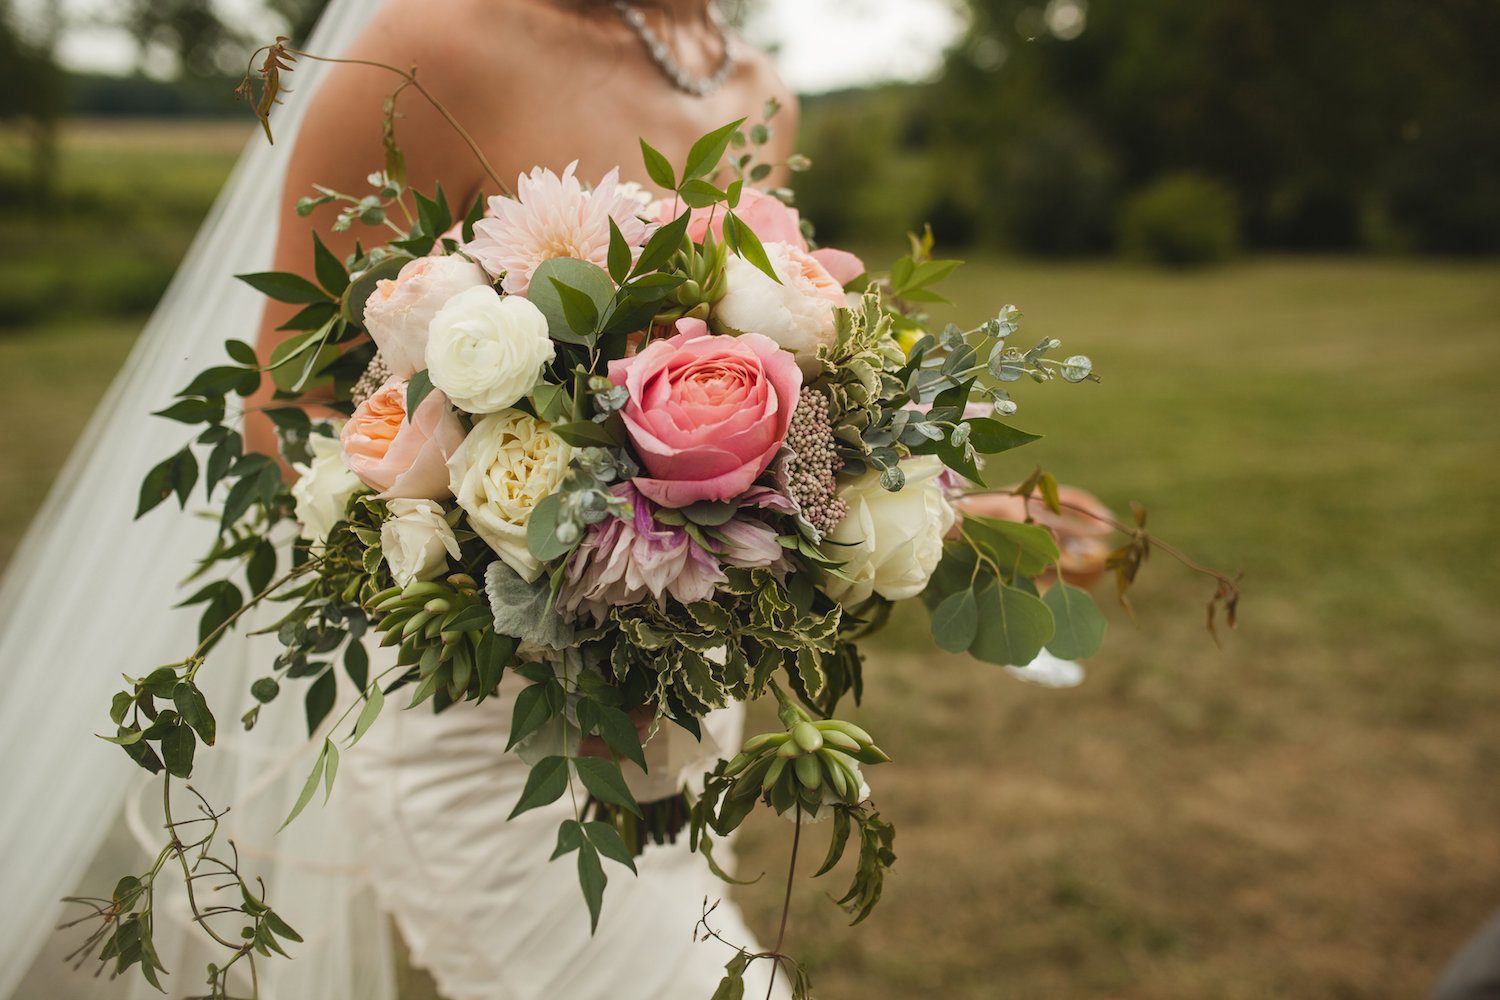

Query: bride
0 1 796 998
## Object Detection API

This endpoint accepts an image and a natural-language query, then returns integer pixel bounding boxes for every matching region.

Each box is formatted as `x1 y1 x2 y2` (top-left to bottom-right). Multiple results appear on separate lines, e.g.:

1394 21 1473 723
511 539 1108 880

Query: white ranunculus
819 456 956 605
425 287 555 414
363 254 490 376
380 498 462 587
447 409 571 581
712 241 847 375
291 429 363 549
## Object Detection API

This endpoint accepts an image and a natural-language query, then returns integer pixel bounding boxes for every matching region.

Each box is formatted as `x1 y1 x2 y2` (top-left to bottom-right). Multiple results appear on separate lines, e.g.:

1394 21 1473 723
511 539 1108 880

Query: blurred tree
923 0 1500 254
120 0 332 76
0 0 64 204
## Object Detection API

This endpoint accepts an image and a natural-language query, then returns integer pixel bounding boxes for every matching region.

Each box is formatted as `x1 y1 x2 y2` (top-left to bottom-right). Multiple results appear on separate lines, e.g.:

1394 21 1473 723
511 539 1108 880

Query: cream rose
425 287 555 414
380 498 462 587
363 254 491 376
712 241 846 375
447 409 572 581
291 429 362 548
819 456 956 604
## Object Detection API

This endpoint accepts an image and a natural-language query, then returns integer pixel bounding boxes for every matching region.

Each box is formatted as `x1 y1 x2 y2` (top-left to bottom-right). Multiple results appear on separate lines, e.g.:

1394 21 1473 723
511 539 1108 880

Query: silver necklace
613 1 736 98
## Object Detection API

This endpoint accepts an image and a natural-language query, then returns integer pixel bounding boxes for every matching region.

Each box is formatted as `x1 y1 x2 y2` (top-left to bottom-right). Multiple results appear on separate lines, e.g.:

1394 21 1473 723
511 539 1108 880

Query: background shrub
1118 173 1241 266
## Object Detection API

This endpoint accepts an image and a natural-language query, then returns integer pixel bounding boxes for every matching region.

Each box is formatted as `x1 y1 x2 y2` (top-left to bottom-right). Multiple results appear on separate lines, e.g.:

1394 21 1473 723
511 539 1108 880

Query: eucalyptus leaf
962 516 1062 578
528 258 614 345
967 417 1041 455
931 589 979 653
1042 582 1107 660
525 493 575 563
969 582 1054 667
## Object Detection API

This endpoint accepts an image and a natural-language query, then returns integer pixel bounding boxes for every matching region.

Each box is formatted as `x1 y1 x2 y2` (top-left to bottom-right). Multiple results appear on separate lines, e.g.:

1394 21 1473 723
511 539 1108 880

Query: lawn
3 122 1498 1000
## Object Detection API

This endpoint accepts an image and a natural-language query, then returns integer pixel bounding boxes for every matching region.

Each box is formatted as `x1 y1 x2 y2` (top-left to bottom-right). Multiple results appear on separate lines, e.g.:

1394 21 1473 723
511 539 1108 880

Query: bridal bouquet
78 43 1237 1000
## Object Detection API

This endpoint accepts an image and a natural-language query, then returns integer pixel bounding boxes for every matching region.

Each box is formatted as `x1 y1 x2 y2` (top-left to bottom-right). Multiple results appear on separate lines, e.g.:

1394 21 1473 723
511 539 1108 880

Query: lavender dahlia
558 483 786 624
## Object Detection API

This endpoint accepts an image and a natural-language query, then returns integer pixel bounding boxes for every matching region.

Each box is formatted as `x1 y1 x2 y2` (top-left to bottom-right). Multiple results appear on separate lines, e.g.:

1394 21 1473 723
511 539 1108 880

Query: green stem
279 46 514 199
765 801 803 1000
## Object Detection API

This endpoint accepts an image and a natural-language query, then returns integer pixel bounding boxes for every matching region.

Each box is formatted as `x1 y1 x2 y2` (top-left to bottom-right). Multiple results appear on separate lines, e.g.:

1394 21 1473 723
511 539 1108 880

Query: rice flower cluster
782 387 847 536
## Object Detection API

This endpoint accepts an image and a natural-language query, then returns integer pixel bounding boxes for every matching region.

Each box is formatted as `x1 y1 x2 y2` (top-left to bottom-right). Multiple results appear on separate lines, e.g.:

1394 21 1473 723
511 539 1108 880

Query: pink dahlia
464 161 652 296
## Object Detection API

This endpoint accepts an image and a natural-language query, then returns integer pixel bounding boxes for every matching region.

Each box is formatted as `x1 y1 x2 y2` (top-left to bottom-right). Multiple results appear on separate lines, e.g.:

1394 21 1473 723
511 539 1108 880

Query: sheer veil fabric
0 2 781 996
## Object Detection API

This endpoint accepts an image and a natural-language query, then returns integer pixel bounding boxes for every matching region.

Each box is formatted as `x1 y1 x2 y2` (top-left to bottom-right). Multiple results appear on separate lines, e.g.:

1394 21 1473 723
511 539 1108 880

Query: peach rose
363 254 490 377
340 375 467 500
608 319 802 508
713 241 848 373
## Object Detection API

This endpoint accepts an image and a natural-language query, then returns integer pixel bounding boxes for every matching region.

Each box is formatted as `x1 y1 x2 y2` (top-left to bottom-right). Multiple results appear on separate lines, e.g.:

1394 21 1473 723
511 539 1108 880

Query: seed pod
762 755 788 792
816 719 874 746
791 721 824 754
373 594 408 614
794 753 822 790
367 585 403 607
402 581 446 599
819 749 849 797
722 752 754 777
401 610 433 639
741 731 789 754
819 729 862 753
729 755 774 800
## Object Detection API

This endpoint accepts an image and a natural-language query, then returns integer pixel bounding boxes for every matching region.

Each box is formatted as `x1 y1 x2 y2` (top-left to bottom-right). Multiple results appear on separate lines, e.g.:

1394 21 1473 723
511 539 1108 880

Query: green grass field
3 122 1498 1000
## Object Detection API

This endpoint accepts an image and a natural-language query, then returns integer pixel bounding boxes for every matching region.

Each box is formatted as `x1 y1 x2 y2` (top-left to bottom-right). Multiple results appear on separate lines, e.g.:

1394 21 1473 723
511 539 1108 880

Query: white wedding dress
343 687 778 1000
0 2 782 997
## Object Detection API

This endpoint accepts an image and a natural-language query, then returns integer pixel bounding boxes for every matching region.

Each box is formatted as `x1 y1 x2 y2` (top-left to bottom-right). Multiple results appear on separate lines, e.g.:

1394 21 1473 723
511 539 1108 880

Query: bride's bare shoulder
352 0 596 81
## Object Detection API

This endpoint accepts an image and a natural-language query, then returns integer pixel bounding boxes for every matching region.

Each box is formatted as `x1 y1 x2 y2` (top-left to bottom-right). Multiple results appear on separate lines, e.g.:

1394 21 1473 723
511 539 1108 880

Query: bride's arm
245 7 490 464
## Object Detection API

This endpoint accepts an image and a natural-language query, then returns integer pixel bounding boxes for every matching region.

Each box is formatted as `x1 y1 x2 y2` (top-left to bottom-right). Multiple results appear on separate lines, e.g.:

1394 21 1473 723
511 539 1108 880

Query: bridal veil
0 3 396 997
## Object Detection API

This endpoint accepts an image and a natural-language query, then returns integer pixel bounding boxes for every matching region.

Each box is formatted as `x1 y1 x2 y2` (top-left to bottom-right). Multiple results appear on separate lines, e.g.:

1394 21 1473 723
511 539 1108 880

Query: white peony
447 409 572 581
819 456 956 604
712 241 847 375
425 287 555 414
291 429 363 549
363 254 490 376
380 498 462 587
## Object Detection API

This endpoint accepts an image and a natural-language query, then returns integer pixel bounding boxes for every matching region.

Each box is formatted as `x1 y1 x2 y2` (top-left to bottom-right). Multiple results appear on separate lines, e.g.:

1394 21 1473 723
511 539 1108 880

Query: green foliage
1118 173 1242 266
588 568 841 723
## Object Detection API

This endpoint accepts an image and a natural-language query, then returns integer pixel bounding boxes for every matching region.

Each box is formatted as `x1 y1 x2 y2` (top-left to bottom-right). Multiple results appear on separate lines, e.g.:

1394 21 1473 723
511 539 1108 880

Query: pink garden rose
340 375 466 500
655 187 865 285
608 319 802 508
